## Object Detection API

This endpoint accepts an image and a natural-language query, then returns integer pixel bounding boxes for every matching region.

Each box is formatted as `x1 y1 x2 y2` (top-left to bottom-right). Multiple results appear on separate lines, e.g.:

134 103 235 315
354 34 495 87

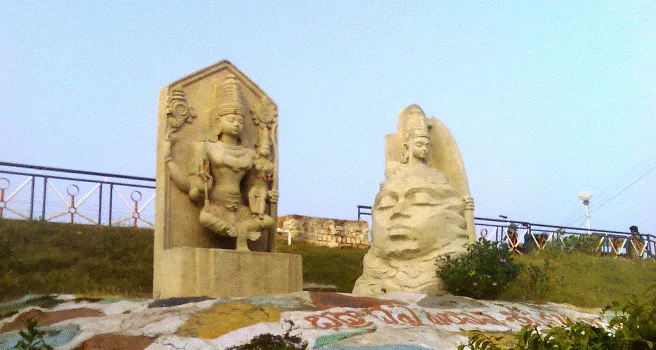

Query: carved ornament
166 87 196 132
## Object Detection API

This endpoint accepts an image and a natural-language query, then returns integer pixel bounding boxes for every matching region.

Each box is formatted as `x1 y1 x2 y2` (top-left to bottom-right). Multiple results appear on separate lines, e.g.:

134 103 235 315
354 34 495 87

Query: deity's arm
165 160 190 193
187 141 213 203
163 134 191 193
164 138 212 204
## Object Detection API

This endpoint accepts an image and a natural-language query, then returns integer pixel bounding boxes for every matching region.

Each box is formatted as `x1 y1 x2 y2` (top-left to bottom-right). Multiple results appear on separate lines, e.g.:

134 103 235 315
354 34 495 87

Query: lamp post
577 193 593 234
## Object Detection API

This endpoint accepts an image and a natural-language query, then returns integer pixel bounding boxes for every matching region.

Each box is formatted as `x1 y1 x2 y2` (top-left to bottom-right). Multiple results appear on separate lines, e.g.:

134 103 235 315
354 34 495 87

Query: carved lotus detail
256 97 277 126
167 88 196 131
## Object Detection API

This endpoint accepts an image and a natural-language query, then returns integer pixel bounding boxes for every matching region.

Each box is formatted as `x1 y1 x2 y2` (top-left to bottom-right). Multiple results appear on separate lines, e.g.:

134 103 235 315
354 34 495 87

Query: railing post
98 183 103 225
0 185 4 219
108 183 113 226
29 176 35 220
356 205 372 221
41 177 47 221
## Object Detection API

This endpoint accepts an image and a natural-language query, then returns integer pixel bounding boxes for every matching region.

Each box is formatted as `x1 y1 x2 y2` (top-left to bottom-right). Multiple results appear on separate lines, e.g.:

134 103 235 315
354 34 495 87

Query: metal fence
1 160 653 258
0 162 155 228
357 205 655 259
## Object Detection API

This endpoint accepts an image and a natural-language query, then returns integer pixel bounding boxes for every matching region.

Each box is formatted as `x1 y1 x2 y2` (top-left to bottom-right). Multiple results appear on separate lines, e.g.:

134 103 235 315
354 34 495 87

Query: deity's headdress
398 104 429 142
213 74 247 117
398 104 430 164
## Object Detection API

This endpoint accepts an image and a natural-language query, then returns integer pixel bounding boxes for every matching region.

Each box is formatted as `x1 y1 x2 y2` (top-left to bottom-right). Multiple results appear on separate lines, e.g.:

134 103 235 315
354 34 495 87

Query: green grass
0 218 153 300
1 218 654 308
276 239 367 292
502 250 656 308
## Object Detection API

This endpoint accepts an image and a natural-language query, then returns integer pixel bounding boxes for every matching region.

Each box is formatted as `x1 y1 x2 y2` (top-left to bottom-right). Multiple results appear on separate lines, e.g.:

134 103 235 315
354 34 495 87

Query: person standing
627 226 645 258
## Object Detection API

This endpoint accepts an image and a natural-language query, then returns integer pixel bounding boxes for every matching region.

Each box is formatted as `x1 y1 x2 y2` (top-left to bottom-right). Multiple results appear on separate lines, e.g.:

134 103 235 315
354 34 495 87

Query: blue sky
2 1 654 234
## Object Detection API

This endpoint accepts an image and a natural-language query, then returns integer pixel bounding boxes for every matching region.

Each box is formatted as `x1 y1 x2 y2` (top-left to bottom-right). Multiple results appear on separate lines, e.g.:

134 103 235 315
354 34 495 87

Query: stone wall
277 215 369 249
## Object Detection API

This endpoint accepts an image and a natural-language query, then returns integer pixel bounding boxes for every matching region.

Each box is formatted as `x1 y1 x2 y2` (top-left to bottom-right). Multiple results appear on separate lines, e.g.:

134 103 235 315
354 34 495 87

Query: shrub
459 297 656 349
16 318 53 350
438 239 521 299
547 231 600 255
227 321 308 350
566 234 601 254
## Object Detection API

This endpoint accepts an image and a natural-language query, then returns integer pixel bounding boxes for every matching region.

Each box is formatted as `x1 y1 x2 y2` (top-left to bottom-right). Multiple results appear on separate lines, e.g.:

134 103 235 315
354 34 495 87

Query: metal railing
0 162 155 228
357 205 370 221
2 160 653 257
356 205 655 259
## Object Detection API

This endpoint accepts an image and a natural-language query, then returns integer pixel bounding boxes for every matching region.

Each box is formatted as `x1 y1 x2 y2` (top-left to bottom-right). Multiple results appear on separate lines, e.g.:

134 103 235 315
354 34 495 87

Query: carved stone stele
352 105 475 295
154 60 302 298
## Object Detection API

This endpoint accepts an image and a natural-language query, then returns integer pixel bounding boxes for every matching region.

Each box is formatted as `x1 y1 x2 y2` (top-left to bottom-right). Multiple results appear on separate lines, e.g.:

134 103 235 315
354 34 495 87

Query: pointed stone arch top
166 60 278 113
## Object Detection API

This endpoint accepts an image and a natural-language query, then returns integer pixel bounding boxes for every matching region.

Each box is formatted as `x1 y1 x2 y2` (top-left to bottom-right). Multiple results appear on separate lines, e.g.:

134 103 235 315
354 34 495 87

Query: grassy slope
275 240 367 292
0 219 153 300
504 251 656 308
1 218 654 308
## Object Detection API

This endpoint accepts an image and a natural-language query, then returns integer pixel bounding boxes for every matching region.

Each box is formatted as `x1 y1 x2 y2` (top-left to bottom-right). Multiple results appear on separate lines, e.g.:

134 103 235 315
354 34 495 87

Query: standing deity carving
154 60 303 299
353 105 475 295
161 72 278 252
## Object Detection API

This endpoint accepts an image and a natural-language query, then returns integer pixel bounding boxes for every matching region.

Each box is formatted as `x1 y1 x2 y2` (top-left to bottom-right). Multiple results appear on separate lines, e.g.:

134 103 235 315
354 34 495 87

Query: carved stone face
371 169 465 260
406 136 430 162
213 113 244 137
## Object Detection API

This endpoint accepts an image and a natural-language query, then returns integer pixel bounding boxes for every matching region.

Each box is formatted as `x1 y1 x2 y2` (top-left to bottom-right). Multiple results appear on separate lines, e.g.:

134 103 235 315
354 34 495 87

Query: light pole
577 193 593 234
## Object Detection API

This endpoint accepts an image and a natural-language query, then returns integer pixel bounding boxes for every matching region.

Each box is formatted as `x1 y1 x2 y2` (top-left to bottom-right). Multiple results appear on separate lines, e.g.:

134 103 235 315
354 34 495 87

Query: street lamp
577 192 593 234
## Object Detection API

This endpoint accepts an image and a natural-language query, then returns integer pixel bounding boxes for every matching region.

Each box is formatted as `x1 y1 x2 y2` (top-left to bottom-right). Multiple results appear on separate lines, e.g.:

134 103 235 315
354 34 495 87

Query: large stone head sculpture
372 164 466 261
353 104 475 295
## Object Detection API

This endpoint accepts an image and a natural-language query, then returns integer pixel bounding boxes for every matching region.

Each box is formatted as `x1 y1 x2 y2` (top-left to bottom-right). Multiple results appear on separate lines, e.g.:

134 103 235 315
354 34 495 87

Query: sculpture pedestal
153 247 303 299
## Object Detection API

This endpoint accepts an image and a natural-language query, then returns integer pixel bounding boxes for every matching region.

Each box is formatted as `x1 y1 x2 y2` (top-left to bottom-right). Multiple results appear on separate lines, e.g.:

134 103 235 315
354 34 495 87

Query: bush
16 318 53 350
567 234 600 254
547 230 600 255
227 321 307 350
459 296 656 349
438 239 521 299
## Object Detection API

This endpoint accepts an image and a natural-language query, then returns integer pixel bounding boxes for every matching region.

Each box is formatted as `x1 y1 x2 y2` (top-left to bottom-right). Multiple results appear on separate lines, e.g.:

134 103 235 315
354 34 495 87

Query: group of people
504 223 646 257
505 224 546 253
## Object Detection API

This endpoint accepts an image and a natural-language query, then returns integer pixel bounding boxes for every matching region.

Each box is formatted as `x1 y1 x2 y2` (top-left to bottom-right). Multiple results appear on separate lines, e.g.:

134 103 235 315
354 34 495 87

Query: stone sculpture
154 60 302 298
352 105 475 295
163 74 276 251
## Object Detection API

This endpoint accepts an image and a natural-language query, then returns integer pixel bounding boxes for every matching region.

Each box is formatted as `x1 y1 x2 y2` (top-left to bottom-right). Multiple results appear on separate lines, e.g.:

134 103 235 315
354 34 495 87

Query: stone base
153 247 303 299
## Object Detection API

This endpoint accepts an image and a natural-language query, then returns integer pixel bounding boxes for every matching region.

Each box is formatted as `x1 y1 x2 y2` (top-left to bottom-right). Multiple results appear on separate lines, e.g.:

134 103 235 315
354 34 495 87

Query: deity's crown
399 104 429 141
214 74 247 117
